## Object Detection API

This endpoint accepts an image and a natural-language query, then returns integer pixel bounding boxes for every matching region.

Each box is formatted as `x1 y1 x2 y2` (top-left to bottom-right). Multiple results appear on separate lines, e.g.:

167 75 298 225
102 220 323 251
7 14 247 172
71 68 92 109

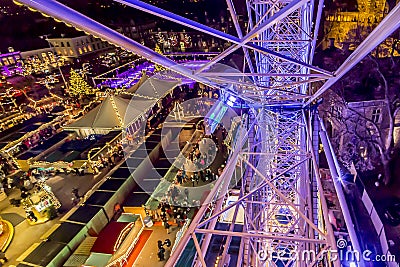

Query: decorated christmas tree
154 45 166 72
68 68 94 97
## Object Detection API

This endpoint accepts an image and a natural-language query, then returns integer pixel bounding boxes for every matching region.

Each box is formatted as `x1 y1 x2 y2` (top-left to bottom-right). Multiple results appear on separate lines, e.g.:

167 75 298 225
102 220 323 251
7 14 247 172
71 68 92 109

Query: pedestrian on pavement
72 188 80 199
176 173 183 184
194 173 199 185
158 247 165 261
184 188 189 200
191 175 195 187
161 211 167 221
199 170 205 182
0 250 8 263
164 221 171 234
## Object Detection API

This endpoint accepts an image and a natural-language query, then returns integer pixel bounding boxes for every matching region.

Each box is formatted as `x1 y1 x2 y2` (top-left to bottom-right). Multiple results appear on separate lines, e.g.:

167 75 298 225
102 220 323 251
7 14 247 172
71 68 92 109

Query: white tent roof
65 75 180 131
65 95 154 130
125 72 149 94
131 76 180 99
205 63 252 83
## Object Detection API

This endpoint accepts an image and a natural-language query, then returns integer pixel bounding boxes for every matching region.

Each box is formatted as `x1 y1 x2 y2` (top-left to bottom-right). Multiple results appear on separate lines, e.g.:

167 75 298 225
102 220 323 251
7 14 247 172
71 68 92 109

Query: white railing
361 189 399 266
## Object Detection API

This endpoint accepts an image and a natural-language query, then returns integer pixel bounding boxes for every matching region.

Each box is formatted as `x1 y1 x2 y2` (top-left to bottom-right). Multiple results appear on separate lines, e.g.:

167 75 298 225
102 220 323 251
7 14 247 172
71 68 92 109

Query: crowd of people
91 143 124 174
145 82 220 132
6 168 46 199
18 125 56 153
156 202 191 232
174 167 217 187
0 155 18 177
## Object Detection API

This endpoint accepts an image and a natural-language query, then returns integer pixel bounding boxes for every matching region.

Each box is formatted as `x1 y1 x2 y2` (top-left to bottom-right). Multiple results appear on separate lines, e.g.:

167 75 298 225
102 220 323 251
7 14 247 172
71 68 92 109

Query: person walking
158 247 165 261
184 188 189 201
0 251 8 264
191 175 195 187
164 221 171 234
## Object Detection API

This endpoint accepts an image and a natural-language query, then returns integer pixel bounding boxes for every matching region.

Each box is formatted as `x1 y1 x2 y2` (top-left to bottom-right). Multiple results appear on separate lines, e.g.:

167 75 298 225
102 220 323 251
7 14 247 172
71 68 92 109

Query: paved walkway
133 225 178 266
1 164 122 266
0 138 147 266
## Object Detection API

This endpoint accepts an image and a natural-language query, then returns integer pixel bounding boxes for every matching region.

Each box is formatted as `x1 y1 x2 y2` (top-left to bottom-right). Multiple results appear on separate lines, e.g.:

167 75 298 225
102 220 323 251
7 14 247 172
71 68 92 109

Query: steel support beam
14 0 218 90
302 110 340 267
225 0 256 77
112 0 332 76
194 229 327 243
240 155 326 238
192 233 207 267
15 1 382 266
319 118 364 263
197 157 309 228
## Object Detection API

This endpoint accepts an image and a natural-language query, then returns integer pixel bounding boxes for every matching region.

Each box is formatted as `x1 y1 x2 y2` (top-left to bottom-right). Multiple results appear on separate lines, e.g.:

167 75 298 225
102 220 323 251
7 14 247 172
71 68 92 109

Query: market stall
84 215 144 267
0 218 13 252
61 205 108 235
44 222 88 252
63 95 153 137
22 182 60 225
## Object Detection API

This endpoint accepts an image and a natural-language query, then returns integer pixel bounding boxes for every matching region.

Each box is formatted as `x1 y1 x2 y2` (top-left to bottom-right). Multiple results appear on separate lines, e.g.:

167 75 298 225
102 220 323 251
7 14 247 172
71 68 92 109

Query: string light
105 216 145 267
1 116 67 153
12 0 23 6
113 222 135 252
154 45 166 73
148 78 160 99
120 91 157 100
109 95 124 126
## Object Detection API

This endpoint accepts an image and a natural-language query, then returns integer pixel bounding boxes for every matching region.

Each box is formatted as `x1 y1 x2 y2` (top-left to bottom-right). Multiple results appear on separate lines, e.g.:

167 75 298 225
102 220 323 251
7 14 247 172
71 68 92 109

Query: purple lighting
97 59 211 90
97 62 155 89
1 66 11 77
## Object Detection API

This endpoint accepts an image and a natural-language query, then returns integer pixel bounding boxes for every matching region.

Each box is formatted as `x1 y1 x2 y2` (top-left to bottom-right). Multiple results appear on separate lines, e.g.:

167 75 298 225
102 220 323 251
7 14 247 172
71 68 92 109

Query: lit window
7 57 15 64
330 105 341 118
78 48 83 54
372 108 381 123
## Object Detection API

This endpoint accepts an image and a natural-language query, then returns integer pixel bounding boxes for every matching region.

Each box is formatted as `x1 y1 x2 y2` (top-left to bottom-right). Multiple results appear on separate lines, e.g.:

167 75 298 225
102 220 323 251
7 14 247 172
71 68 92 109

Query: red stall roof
90 221 130 255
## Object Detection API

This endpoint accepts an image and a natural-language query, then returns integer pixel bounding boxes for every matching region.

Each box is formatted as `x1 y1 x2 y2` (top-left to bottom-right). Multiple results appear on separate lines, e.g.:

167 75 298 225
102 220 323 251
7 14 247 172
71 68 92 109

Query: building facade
20 47 66 74
47 35 112 58
322 0 396 56
318 89 400 170
0 51 23 77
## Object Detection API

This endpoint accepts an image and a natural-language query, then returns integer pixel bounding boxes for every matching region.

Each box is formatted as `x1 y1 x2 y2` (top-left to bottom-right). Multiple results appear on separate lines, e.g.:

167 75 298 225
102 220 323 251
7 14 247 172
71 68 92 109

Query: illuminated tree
154 45 165 72
319 55 400 185
68 69 94 97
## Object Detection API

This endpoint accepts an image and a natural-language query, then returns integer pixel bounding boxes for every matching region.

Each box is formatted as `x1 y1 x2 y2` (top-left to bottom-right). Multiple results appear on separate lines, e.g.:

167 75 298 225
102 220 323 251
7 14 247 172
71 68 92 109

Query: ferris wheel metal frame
14 0 400 266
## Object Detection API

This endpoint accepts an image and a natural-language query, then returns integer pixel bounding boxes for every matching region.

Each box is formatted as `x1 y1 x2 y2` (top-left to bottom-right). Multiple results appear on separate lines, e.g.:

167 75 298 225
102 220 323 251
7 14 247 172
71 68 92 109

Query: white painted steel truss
15 0 400 266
